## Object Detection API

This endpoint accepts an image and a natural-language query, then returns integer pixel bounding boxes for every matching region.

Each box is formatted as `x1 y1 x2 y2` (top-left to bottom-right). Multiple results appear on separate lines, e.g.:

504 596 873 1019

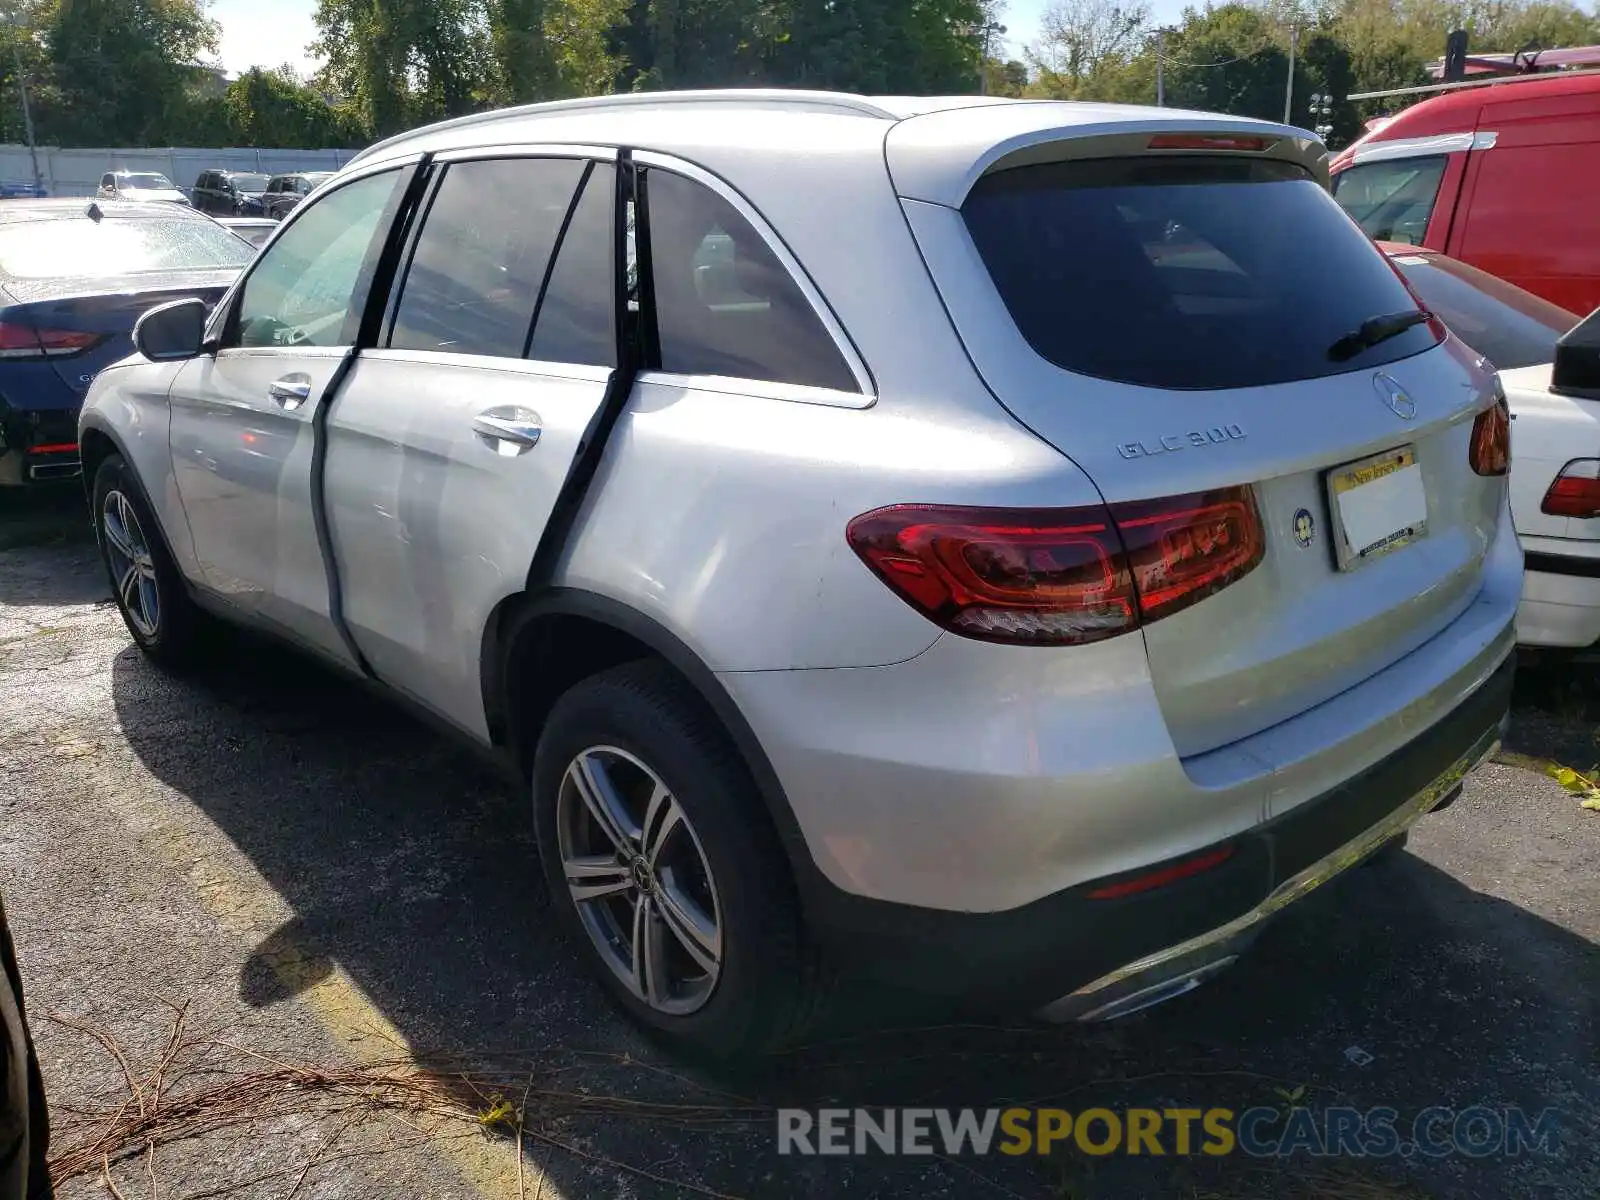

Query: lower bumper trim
1036 723 1501 1023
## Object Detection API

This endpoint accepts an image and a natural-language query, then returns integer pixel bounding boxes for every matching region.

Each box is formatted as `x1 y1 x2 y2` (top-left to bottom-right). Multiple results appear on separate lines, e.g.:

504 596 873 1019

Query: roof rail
1349 66 1600 102
348 89 900 168
1425 42 1600 78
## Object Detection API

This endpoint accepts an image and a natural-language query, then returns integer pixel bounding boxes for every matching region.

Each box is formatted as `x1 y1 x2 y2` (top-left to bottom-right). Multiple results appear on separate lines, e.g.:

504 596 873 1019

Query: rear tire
93 454 206 668
532 660 821 1058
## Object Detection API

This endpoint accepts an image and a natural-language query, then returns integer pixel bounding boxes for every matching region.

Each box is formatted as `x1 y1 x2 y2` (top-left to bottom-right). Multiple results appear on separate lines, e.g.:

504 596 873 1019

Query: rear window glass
118 173 176 190
0 217 253 278
1395 252 1578 370
963 157 1439 390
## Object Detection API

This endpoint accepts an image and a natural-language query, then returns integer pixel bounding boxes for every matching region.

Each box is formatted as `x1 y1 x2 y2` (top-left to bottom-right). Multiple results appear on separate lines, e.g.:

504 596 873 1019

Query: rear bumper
0 404 81 487
1516 552 1600 649
800 655 1513 1013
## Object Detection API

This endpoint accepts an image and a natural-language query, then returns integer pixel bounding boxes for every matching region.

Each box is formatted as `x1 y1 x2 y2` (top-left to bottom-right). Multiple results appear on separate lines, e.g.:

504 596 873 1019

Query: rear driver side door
322 149 618 738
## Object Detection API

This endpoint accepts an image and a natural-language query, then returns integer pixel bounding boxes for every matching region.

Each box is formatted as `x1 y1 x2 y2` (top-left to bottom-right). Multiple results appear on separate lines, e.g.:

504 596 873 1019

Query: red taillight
26 442 78 456
1146 134 1274 152
1541 459 1600 517
846 487 1265 646
1468 395 1511 477
1087 845 1236 900
0 320 101 359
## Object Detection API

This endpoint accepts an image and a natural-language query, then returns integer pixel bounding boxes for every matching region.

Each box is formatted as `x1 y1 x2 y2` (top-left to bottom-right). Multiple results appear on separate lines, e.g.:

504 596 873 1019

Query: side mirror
1551 307 1600 400
133 298 208 362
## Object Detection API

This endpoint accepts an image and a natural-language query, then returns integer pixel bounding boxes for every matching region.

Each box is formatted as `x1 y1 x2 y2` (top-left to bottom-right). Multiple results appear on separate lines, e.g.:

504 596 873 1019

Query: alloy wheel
556 745 723 1015
102 490 160 639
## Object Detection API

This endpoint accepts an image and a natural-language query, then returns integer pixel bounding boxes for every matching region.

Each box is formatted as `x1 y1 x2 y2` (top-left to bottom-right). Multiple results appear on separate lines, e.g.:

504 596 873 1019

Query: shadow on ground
108 639 1599 1199
0 489 105 608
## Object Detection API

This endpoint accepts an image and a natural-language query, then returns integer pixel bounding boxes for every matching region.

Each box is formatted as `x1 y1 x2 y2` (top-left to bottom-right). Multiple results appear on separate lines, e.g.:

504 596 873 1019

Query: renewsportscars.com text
776 1106 1560 1159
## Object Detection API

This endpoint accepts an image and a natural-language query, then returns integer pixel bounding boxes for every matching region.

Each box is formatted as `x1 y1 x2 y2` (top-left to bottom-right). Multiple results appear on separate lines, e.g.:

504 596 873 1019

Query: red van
1330 69 1600 316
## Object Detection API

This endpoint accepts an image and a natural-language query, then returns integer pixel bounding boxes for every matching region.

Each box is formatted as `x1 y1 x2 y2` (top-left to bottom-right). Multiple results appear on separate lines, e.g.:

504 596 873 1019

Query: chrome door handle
472 407 543 455
268 375 312 410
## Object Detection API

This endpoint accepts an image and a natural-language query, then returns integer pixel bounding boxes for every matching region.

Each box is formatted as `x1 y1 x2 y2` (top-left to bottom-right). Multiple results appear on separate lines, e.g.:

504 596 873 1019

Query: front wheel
532 661 823 1058
93 454 206 667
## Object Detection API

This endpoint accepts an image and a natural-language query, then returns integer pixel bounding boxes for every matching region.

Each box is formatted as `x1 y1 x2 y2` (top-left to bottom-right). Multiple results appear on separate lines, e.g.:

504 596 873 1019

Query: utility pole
1284 26 1298 123
1154 26 1179 107
2 5 38 195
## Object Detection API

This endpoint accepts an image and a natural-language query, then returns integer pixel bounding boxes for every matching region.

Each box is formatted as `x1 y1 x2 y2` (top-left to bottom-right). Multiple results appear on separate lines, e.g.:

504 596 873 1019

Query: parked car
80 92 1519 1056
214 217 276 249
261 172 334 220
0 182 47 199
97 171 189 206
1330 70 1600 315
1384 243 1600 651
0 199 252 486
191 170 271 216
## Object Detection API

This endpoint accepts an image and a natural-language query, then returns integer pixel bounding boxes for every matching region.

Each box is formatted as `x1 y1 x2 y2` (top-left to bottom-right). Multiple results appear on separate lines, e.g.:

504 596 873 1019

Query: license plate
1326 445 1428 571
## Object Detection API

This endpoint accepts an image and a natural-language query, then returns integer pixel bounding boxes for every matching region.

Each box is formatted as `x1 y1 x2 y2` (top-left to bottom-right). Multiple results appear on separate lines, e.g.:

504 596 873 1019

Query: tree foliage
1025 0 1600 146
2 0 1595 152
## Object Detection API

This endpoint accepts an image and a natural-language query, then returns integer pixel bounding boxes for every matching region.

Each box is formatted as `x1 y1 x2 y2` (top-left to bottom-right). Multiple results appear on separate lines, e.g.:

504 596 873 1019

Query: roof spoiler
1551 308 1600 401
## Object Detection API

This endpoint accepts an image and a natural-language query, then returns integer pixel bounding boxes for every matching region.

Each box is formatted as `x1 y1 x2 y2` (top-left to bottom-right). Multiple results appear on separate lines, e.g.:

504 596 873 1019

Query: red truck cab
1330 71 1600 316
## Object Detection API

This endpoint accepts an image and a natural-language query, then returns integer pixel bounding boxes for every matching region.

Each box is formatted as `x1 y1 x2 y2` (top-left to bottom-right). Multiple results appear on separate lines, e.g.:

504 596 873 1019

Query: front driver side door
168 164 412 663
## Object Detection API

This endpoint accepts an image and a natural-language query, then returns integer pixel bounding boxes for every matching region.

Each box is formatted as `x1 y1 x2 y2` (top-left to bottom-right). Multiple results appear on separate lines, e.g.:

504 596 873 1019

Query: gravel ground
0 488 1595 1200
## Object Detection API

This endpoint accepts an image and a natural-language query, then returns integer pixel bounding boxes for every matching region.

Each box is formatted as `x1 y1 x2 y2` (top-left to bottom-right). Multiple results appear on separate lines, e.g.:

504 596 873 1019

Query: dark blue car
0 199 253 487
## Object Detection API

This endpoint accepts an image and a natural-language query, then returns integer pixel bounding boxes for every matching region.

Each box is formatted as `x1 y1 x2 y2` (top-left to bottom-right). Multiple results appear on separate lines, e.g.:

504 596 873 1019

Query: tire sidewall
532 667 803 1055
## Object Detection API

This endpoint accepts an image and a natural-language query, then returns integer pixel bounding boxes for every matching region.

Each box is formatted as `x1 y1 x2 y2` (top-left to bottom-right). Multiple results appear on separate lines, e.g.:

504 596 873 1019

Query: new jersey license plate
1326 446 1428 571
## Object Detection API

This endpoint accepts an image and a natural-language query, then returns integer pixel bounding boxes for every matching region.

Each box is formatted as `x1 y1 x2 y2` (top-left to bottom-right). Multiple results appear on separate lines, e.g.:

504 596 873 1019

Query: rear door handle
472 407 543 455
268 375 312 411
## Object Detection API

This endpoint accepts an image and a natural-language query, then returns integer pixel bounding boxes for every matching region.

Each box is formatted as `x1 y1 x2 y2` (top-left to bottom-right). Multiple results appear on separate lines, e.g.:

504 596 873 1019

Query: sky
207 0 1194 79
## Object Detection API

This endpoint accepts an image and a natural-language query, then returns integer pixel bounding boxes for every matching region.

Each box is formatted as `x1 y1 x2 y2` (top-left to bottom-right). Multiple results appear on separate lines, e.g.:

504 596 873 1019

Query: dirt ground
1 488 1595 1199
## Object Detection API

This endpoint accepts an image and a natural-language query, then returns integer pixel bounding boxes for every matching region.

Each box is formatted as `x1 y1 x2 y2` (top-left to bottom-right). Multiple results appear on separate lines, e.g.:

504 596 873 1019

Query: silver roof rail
348 90 902 168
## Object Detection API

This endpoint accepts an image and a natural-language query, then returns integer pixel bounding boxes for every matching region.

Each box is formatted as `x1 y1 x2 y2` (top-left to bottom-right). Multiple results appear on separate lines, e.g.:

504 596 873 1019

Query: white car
97 170 191 206
1387 245 1599 651
79 92 1518 1056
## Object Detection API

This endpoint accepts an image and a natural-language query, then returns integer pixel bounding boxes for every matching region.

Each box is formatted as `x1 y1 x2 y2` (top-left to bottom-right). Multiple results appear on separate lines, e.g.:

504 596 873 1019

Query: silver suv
79 91 1520 1056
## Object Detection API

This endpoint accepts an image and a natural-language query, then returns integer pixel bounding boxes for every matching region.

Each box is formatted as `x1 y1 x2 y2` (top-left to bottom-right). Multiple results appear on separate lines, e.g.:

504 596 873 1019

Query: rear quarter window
963 156 1440 390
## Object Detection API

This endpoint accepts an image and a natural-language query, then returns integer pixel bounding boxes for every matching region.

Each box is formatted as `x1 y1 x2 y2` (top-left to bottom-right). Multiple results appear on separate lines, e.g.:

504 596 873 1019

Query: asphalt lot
1 488 1596 1200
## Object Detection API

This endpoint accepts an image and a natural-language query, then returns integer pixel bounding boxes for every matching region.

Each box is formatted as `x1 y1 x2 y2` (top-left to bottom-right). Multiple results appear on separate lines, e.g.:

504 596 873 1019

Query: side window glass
642 169 856 392
389 157 584 358
1332 156 1447 246
528 164 616 368
232 169 403 349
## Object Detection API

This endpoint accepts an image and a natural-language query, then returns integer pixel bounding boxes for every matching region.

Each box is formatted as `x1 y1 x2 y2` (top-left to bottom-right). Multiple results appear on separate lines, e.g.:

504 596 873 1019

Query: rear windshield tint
0 217 253 278
1393 252 1578 371
963 157 1439 390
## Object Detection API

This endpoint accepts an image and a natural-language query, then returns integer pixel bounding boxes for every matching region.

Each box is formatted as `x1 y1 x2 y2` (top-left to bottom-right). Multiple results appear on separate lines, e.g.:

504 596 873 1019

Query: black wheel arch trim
482 586 830 902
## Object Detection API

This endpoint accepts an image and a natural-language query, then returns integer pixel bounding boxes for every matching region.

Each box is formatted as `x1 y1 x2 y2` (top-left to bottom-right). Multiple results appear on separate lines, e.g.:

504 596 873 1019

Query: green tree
36 0 220 145
224 67 364 147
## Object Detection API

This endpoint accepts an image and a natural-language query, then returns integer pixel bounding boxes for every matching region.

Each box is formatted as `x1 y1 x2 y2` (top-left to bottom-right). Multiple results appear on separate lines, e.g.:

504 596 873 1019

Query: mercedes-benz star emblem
1374 372 1416 420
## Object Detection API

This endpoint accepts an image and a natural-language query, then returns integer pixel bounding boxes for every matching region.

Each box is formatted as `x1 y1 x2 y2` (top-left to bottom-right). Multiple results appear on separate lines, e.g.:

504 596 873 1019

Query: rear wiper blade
1326 310 1433 362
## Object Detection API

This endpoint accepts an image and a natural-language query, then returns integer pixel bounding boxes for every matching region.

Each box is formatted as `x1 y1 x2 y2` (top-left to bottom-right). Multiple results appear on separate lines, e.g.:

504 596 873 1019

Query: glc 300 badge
1293 508 1315 548
1117 424 1246 460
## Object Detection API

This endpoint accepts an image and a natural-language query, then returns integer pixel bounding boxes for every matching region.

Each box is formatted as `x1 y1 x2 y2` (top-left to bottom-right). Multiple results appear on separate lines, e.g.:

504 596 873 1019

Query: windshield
230 174 270 192
1393 251 1580 370
118 173 176 191
0 217 253 278
1331 156 1446 245
963 156 1436 390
